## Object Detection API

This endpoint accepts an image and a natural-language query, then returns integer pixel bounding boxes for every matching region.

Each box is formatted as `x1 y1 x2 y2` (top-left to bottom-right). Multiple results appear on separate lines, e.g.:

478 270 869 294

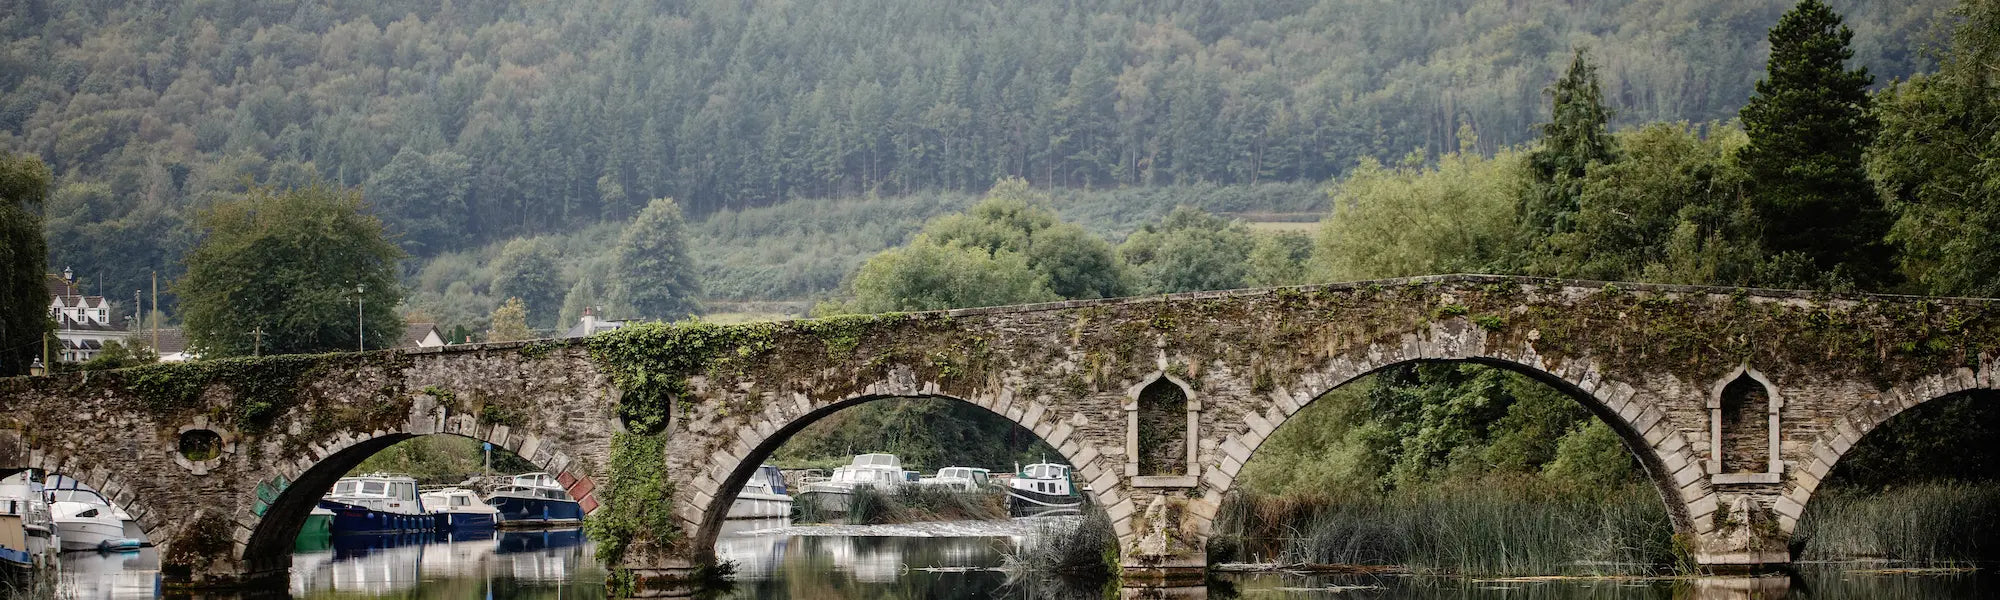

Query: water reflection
45 520 2000 599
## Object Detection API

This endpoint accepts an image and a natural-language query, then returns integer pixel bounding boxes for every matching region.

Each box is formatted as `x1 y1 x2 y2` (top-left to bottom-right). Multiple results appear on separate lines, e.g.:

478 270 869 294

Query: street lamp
29 358 44 377
355 284 366 352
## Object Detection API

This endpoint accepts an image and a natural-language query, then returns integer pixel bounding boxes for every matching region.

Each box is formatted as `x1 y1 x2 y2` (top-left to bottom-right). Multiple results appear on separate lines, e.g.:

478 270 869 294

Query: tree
489 237 563 329
609 198 701 321
1520 48 1617 273
1876 0 2000 296
926 179 1130 300
1119 206 1255 293
1552 123 1762 285
75 340 157 371
836 241 1058 314
1312 151 1524 282
1246 231 1314 287
365 148 472 255
0 152 48 375
178 182 405 357
1737 0 1892 290
557 275 602 331
487 297 532 342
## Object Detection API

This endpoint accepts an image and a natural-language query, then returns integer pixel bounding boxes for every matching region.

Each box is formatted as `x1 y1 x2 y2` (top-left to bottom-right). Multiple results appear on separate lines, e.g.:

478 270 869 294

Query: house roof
54 314 125 332
561 318 628 339
47 273 108 309
147 328 189 355
399 323 441 347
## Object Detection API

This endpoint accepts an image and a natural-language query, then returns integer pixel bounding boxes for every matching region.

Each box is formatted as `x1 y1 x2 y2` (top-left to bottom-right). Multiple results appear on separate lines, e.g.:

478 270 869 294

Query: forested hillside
0 0 1950 305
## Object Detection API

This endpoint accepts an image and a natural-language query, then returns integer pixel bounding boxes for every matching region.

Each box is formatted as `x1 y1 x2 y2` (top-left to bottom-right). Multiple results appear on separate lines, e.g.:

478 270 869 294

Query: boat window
452 495 469 506
335 481 356 495
361 481 386 496
78 508 98 518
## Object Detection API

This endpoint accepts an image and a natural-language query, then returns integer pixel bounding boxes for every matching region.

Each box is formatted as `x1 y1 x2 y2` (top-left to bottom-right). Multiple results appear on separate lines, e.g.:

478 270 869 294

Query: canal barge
318 474 436 534
485 473 582 528
1005 462 1086 516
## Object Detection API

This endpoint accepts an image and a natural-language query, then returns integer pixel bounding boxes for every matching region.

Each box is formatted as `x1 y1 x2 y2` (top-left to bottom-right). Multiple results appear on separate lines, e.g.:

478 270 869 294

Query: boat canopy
1022 463 1069 479
852 454 901 468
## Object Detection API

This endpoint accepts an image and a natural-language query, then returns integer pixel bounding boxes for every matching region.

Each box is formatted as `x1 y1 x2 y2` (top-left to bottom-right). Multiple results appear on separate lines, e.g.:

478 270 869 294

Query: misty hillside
0 0 1949 303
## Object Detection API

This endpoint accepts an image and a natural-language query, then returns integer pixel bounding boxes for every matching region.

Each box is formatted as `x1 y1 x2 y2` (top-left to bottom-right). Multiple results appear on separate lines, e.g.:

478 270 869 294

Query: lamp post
355 284 366 352
29 358 44 377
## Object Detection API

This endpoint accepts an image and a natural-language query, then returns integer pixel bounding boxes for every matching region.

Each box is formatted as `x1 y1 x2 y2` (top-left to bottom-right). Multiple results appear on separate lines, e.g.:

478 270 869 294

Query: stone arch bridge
4 275 1998 594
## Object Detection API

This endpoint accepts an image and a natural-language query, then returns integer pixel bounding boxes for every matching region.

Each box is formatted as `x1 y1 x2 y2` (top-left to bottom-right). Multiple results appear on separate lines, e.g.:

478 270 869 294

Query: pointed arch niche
1126 373 1199 487
1708 365 1784 485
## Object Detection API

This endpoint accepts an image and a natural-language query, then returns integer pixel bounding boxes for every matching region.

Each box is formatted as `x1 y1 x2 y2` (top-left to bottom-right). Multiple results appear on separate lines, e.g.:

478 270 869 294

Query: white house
46 271 130 363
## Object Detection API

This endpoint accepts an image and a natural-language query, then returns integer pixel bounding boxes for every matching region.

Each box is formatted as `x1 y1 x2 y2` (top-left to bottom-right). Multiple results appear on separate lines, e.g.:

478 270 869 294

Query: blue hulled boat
317 474 436 534
485 473 581 528
421 487 498 532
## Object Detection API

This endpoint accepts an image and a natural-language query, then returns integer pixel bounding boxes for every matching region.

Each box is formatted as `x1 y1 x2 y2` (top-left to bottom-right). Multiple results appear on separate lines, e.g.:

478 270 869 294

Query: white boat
1005 462 1085 515
727 465 793 520
47 487 139 552
0 472 59 574
919 467 992 491
798 453 909 512
421 487 499 531
46 475 140 541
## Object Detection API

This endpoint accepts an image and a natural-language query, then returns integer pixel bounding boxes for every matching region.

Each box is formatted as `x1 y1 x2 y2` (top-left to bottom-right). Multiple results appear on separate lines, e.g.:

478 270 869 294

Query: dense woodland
0 0 1955 312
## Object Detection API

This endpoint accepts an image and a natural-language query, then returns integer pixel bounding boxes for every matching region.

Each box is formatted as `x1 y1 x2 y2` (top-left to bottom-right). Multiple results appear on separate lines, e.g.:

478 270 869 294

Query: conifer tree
609 198 701 320
1522 48 1618 250
1738 0 1891 290
0 153 49 375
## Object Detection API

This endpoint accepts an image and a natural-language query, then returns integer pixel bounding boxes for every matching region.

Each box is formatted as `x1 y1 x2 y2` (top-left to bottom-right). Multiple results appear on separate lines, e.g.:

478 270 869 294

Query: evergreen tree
487 297 532 342
1521 48 1617 272
0 152 49 375
1737 0 1891 290
178 182 405 357
609 198 701 320
489 238 563 329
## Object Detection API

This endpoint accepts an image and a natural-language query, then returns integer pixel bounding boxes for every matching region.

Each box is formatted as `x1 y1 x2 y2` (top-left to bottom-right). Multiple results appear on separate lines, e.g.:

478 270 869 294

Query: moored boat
726 465 792 520
0 472 58 577
919 467 991 492
421 487 498 532
1005 462 1086 515
798 453 907 514
485 473 581 528
318 474 435 534
47 487 140 552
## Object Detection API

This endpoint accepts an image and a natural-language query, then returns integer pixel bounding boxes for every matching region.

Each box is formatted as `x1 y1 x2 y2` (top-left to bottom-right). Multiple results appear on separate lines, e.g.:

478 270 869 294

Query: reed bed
1209 481 1683 576
1793 481 2000 563
798 485 1010 525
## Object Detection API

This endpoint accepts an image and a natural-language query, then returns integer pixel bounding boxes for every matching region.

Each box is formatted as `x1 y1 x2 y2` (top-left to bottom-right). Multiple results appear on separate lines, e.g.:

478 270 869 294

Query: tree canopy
0 151 48 375
609 198 700 321
177 182 404 357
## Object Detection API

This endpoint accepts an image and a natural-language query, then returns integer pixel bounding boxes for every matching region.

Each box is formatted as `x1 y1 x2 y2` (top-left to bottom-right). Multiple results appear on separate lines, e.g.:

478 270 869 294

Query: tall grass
1794 481 2000 563
804 485 1010 525
1001 509 1118 593
1210 481 1683 576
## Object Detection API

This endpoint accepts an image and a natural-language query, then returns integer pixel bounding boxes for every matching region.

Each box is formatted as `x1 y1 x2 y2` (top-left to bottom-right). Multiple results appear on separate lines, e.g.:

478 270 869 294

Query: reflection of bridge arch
686 390 1101 558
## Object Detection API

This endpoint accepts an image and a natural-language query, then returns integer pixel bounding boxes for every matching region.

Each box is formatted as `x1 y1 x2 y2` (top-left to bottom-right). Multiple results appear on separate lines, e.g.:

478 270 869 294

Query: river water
48 519 1999 599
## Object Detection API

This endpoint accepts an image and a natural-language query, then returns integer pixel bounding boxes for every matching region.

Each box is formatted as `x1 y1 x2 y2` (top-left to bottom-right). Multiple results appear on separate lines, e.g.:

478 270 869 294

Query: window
1707 366 1785 484
1129 374 1199 481
335 482 356 495
452 496 469 507
361 482 385 496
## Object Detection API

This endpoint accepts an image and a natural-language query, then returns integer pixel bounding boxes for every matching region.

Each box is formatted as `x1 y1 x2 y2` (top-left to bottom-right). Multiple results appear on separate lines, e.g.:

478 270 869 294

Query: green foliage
1796 481 2000 562
1312 151 1525 281
1875 0 2000 296
1549 123 1763 284
489 238 564 329
773 397 1059 473
1739 0 1893 290
836 241 1059 314
0 151 48 376
350 435 537 485
609 198 701 321
177 181 404 357
1119 206 1255 293
1245 231 1314 287
1520 48 1618 256
586 431 679 592
75 340 157 371
486 297 532 343
365 148 472 255
125 353 335 431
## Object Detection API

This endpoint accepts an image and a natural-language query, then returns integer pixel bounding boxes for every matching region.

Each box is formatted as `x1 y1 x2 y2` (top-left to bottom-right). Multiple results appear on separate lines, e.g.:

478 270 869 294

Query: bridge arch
1778 363 1996 536
235 412 605 577
0 443 165 547
683 386 1115 557
1191 321 1711 547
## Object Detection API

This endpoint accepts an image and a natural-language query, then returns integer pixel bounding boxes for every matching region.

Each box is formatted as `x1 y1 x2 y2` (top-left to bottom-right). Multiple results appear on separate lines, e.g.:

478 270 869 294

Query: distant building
150 328 192 363
46 270 129 363
399 322 446 348
561 308 627 339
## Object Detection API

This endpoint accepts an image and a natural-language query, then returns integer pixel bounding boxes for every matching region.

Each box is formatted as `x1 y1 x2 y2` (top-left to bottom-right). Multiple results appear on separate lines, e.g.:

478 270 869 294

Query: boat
318 474 435 534
798 453 908 513
0 472 58 577
485 473 581 528
919 467 992 491
1005 462 1086 515
421 487 498 532
727 465 793 520
47 475 141 542
47 486 141 551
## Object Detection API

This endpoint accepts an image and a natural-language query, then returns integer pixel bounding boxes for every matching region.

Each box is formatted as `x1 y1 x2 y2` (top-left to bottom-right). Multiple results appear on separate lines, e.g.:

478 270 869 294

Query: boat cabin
491 472 572 501
325 474 425 515
935 468 990 486
743 465 789 496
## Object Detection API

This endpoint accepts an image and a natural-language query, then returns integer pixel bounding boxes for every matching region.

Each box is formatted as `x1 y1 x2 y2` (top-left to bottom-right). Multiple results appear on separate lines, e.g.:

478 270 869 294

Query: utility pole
355 284 365 352
253 327 263 356
151 272 159 351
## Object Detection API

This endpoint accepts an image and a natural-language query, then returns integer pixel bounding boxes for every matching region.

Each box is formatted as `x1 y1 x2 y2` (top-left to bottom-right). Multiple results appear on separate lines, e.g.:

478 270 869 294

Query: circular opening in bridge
178 429 222 462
